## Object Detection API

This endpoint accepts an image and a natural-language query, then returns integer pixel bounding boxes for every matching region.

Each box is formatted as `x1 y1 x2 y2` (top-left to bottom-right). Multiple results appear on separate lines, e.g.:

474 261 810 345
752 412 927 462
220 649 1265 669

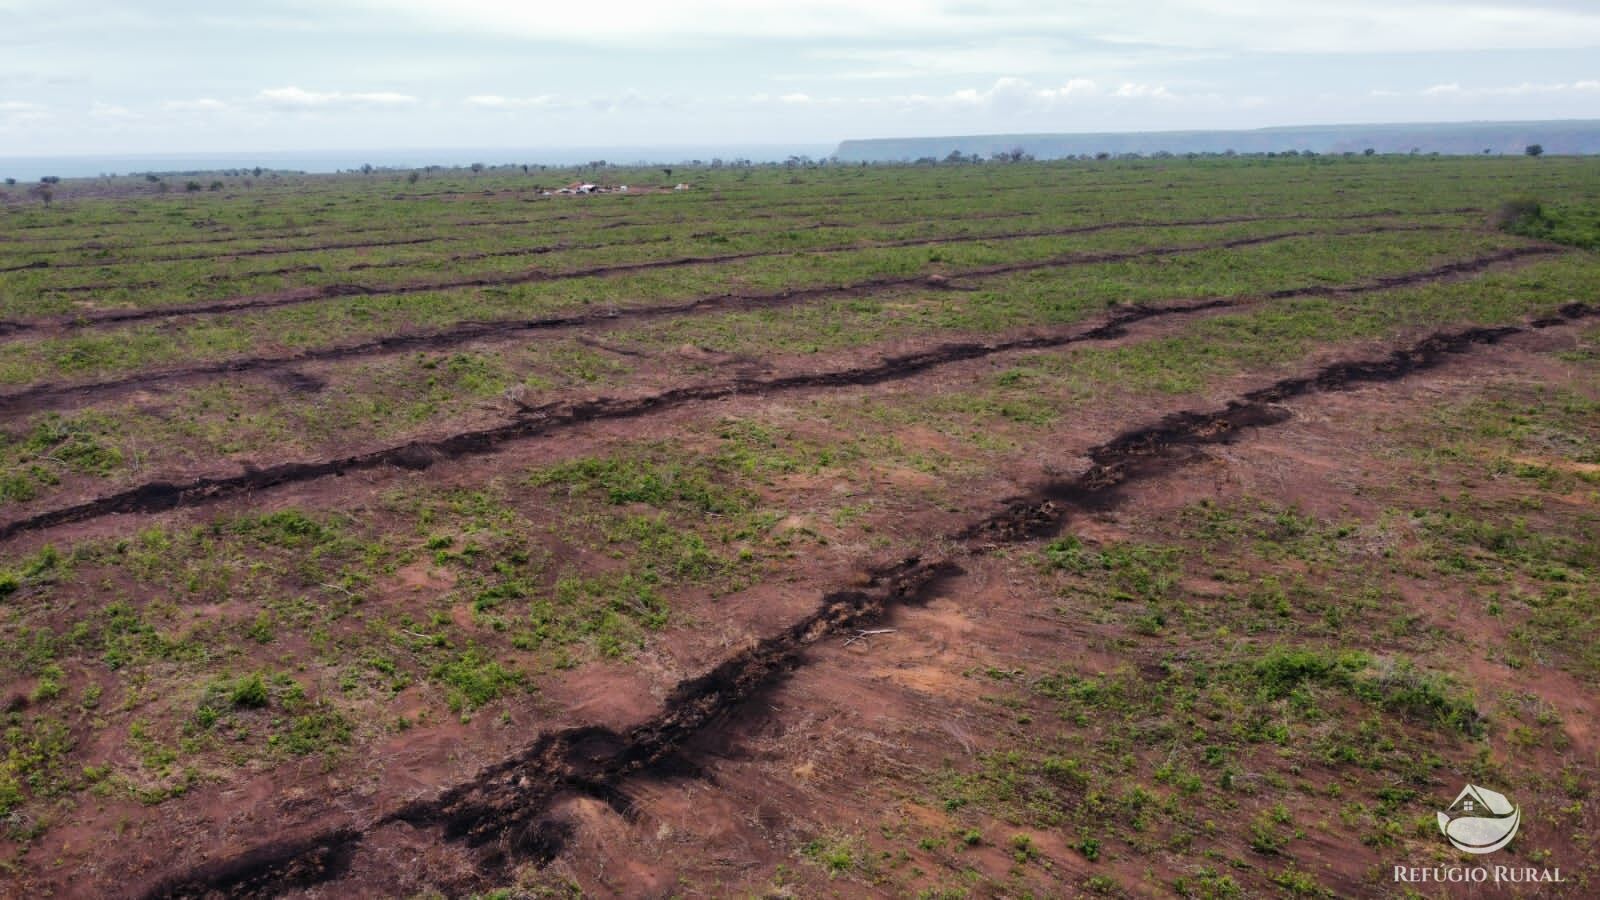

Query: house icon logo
1438 785 1520 854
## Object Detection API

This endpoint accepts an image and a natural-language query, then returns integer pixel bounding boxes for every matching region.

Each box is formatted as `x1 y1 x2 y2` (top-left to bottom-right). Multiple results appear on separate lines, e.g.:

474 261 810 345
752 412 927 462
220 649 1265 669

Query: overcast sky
1 0 1597 155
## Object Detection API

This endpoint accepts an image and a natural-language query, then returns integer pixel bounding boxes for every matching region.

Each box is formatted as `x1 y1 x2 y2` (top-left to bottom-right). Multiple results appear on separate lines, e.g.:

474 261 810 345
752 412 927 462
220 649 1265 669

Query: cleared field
1 156 1598 897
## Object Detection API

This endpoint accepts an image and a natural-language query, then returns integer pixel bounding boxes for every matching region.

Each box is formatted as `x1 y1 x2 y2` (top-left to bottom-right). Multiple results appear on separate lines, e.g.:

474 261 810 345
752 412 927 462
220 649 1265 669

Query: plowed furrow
135 303 1598 899
11 235 439 271
0 243 1560 417
2 221 1450 334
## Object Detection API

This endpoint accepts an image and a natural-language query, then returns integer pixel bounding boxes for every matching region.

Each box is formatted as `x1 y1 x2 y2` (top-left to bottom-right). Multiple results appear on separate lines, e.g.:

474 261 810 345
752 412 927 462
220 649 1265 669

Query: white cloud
89 101 139 120
256 86 418 109
0 100 49 126
445 77 1216 119
1036 79 1100 100
800 42 1231 84
1112 82 1175 99
885 77 1194 110
162 97 230 112
465 94 556 108
337 0 1600 54
1383 79 1600 99
729 77 1236 118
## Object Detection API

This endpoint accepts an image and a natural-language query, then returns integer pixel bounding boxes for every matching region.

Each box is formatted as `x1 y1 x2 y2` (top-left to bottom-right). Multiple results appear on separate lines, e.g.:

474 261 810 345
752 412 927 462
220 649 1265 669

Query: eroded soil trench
136 303 1597 899
0 264 1577 542
0 240 1556 420
0 217 1459 333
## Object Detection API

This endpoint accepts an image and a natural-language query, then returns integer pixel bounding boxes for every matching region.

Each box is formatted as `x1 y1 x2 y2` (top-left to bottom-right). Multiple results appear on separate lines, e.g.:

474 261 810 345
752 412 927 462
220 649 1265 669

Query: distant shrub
1493 196 1600 250
185 180 201 192
1491 196 1544 231
1525 144 1544 157
208 180 223 191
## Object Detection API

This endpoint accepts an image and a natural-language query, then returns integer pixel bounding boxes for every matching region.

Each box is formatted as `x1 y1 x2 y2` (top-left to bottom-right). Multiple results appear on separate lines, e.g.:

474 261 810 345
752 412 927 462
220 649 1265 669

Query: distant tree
252 167 263 177
40 175 60 184
1095 151 1110 160
662 167 673 178
1363 148 1376 156
144 173 160 183
208 180 223 191
406 170 420 184
1483 148 1492 154
1525 144 1544 157
469 162 485 173
360 163 373 174
185 180 202 192
3 178 13 186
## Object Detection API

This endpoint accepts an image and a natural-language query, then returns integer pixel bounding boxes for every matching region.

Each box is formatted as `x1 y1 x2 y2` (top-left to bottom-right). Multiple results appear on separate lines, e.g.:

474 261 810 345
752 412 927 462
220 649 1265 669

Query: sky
0 0 1597 156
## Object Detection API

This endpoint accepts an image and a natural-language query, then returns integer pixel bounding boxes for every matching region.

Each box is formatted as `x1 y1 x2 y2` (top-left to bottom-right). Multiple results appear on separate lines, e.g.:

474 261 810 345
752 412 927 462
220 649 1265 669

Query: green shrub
228 674 269 708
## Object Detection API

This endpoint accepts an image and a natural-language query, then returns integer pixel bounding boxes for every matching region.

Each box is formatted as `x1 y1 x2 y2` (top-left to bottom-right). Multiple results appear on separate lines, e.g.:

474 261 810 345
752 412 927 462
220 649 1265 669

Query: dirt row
48 262 331 295
0 243 1562 418
136 305 1598 898
0 296 1234 541
0 217 1457 334
6 204 1466 272
36 213 684 255
17 208 1044 266
31 211 1042 293
10 236 442 271
0 260 1583 548
0 175 1142 245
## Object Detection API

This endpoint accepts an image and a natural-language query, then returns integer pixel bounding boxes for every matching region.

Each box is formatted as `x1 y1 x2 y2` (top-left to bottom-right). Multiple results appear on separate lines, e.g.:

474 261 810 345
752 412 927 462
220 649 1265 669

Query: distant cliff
834 120 1600 161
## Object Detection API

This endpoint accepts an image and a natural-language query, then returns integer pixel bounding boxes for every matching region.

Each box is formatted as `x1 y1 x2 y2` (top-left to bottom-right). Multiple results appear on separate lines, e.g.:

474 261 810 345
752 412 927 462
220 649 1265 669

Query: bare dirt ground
50 312 1586 899
3 159 1597 899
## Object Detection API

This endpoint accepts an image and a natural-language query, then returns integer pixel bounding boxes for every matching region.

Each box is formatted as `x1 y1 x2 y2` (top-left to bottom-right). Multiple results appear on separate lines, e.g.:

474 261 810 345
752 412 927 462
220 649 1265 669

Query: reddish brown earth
4 163 1597 899
1 311 1584 898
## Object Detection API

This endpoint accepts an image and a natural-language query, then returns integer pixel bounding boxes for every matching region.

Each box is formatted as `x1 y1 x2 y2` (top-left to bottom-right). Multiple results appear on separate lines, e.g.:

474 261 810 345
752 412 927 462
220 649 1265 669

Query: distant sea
0 144 838 182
